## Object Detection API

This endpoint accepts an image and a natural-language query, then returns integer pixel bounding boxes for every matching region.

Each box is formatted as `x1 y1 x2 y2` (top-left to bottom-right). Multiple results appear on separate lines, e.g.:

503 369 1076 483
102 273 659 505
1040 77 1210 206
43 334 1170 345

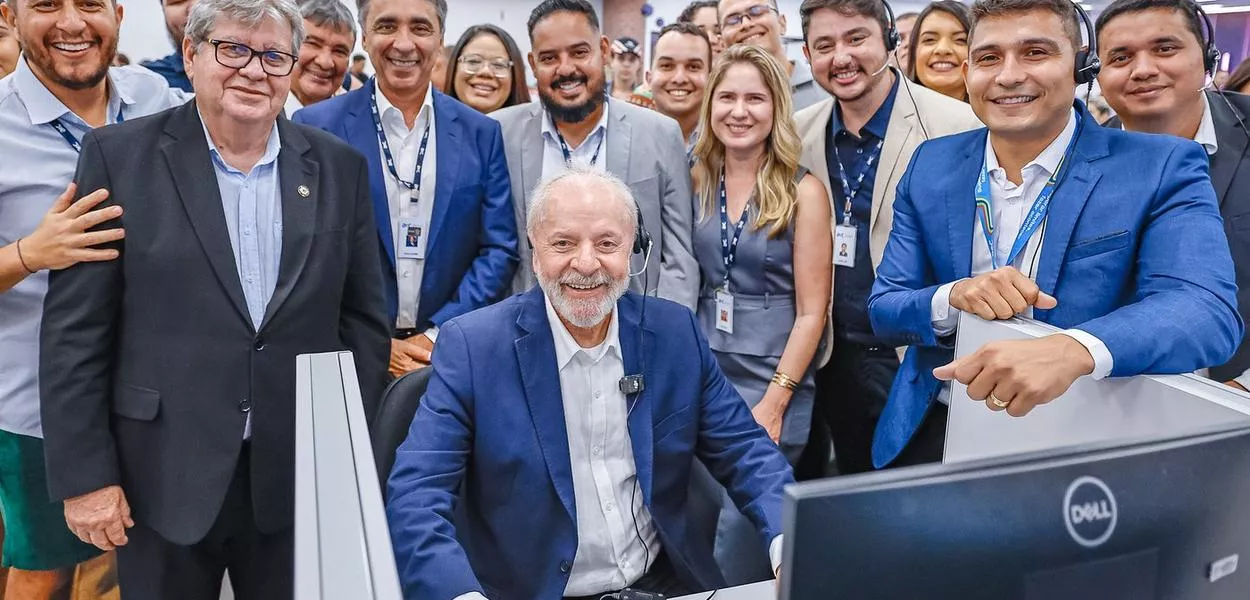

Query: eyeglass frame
722 4 779 28
206 39 299 77
457 54 514 78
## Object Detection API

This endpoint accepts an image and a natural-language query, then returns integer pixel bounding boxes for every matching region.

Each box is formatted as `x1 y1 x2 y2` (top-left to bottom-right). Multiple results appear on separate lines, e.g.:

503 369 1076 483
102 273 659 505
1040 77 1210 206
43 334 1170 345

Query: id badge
397 217 425 260
715 289 734 334
834 224 857 268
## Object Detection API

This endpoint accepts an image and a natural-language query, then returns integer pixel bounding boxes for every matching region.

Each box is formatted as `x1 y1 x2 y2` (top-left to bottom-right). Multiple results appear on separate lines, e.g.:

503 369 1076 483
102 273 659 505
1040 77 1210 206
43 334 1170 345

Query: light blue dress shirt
0 59 189 438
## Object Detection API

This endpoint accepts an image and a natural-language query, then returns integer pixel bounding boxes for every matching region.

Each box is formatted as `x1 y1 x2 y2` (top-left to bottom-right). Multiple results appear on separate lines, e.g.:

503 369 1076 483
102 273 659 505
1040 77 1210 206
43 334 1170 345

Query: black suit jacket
1105 91 1250 379
38 101 391 545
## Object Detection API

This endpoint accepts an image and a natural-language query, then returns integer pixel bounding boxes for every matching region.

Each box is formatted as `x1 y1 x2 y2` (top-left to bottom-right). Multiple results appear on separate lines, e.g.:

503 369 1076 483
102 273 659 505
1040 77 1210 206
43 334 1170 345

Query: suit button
559 561 571 574
253 338 265 351
239 399 252 413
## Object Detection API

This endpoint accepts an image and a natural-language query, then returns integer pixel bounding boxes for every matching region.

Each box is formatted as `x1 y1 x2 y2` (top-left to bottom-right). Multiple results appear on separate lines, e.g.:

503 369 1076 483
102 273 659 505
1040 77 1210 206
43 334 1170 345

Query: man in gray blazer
794 0 981 475
492 0 698 310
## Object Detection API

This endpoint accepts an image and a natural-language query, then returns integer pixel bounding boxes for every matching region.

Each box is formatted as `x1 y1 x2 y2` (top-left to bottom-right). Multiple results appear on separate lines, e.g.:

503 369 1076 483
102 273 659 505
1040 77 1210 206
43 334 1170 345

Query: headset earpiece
881 0 900 53
1190 0 1220 76
1071 1 1101 85
633 207 652 256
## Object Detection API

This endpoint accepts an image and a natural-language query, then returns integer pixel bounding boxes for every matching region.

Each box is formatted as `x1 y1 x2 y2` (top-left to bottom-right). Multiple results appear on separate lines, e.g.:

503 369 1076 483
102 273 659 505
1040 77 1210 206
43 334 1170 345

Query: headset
881 0 932 140
1071 1 1102 85
1190 0 1222 77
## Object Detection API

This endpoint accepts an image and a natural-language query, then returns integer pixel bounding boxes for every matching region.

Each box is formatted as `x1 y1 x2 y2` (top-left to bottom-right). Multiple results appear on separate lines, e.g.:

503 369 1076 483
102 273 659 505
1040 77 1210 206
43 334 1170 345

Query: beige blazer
796 72 982 367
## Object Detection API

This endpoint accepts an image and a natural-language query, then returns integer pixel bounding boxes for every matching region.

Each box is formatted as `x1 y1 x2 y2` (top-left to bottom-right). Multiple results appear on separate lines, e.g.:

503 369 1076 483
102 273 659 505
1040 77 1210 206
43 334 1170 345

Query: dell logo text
1063 476 1117 548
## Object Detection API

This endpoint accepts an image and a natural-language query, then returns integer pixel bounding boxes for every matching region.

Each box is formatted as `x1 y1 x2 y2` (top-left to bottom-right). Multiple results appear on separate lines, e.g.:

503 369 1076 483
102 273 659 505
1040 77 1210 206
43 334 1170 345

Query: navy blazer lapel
1034 112 1107 315
427 93 461 255
946 131 984 280
161 103 252 328
260 118 318 330
514 289 576 524
618 294 654 504
344 86 394 269
1208 91 1249 208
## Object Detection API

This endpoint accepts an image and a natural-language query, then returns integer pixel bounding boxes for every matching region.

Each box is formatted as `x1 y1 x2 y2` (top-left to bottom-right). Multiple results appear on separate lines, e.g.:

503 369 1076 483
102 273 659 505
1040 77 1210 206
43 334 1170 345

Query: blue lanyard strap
831 137 885 224
553 113 603 167
48 108 125 153
975 121 1083 270
369 83 431 202
718 170 749 289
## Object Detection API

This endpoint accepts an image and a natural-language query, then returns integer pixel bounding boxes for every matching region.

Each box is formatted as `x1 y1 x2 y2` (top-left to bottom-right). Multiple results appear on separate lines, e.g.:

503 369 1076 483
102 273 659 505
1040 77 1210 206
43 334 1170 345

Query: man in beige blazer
795 0 981 474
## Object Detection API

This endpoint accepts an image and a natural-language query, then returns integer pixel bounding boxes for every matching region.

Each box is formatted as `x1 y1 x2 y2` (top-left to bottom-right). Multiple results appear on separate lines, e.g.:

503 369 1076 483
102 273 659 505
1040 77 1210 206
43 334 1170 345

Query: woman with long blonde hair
690 44 831 585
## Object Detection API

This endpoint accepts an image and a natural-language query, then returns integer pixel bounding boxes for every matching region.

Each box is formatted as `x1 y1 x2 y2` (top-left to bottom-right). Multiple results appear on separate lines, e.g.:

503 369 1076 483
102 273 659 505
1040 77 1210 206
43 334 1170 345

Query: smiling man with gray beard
385 165 794 600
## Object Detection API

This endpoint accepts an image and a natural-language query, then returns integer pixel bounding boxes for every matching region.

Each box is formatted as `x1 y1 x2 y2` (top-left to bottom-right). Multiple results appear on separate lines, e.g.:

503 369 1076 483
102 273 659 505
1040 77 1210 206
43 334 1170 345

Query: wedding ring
990 393 1010 408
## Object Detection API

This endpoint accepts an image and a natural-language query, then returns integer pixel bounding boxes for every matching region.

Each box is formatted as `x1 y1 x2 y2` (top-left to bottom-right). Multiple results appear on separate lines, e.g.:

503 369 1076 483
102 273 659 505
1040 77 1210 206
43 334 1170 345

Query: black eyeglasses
208 39 298 77
722 4 778 28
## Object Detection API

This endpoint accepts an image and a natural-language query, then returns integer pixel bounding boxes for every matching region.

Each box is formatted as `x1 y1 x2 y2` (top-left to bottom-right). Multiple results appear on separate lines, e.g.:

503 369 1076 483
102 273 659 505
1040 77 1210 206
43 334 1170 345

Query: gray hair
357 0 447 34
301 0 356 41
186 0 306 53
527 163 639 246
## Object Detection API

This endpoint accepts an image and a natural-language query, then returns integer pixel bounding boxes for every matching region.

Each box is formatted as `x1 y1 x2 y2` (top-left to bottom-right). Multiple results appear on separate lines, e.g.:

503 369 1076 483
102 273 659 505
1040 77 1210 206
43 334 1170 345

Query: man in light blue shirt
0 0 189 595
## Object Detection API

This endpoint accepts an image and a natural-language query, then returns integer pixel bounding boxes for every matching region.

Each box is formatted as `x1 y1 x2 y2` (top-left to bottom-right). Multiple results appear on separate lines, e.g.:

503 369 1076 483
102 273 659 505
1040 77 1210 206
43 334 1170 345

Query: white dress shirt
376 80 438 334
930 109 1113 403
541 102 610 176
283 90 303 119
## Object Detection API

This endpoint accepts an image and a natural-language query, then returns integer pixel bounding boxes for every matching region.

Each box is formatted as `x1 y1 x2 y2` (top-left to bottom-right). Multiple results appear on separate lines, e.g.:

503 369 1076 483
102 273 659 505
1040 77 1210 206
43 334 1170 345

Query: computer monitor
781 426 1250 600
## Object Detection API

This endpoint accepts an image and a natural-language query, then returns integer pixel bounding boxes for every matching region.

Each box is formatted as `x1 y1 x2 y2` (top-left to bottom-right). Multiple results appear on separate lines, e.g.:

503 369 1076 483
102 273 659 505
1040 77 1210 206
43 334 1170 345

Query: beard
538 268 629 329
538 72 606 124
26 35 116 91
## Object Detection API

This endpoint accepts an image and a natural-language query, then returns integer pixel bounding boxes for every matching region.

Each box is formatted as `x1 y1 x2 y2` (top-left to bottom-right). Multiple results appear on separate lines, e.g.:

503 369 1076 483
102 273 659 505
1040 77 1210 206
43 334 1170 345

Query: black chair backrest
371 367 432 495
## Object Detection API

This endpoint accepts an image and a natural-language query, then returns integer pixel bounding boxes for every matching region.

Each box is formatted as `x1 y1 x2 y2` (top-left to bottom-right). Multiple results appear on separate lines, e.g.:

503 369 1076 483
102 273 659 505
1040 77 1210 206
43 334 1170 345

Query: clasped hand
64 484 134 551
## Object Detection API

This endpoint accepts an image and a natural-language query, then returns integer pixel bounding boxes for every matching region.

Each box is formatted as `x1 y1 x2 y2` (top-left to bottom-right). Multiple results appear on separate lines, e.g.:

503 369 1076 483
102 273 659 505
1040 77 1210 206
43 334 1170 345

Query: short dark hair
352 53 366 62
528 0 600 39
969 0 1083 54
677 0 718 23
654 21 713 63
357 0 447 33
907 1 972 80
799 0 893 44
1094 0 1205 49
444 25 532 110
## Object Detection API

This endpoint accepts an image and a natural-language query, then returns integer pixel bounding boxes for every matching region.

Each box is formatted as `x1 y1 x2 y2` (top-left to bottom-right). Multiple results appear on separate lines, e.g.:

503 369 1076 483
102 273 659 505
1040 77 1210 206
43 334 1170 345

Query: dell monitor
781 426 1250 599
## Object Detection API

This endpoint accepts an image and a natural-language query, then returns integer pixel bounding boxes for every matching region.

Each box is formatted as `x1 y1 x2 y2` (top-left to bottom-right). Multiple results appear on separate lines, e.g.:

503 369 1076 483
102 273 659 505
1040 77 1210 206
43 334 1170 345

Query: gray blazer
490 98 699 309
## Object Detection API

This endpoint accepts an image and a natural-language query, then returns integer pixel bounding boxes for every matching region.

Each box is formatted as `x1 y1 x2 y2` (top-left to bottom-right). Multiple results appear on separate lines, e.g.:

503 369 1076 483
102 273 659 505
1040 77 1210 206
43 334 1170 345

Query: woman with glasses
691 44 831 586
444 25 530 115
906 1 972 102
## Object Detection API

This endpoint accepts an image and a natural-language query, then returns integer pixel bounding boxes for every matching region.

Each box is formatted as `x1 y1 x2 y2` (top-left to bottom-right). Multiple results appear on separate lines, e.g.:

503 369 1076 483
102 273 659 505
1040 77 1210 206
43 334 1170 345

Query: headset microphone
868 59 891 78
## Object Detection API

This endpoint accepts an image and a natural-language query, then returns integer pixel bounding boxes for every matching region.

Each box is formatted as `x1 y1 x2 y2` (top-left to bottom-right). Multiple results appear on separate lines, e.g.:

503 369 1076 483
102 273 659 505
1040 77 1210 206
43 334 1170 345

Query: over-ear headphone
881 0 901 52
1189 0 1221 76
1071 1 1102 85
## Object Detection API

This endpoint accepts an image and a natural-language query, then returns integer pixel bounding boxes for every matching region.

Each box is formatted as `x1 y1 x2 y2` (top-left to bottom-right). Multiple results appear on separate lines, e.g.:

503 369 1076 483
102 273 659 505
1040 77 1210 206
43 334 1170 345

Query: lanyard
369 84 431 202
552 114 603 167
831 137 884 225
48 108 125 153
975 122 1082 270
718 170 749 290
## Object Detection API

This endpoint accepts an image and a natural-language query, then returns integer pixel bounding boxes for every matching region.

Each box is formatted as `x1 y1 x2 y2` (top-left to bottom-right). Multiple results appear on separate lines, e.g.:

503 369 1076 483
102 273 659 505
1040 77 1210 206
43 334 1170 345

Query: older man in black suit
37 0 390 597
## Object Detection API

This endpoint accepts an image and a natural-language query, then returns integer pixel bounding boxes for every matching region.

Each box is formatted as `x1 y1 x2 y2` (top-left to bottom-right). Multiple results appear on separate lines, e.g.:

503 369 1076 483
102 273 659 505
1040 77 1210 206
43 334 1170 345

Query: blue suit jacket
868 105 1243 468
292 86 518 329
385 289 794 600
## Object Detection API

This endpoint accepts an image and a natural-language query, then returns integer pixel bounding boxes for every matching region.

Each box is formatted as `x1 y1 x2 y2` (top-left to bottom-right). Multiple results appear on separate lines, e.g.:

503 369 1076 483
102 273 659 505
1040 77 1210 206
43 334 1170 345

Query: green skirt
0 429 102 570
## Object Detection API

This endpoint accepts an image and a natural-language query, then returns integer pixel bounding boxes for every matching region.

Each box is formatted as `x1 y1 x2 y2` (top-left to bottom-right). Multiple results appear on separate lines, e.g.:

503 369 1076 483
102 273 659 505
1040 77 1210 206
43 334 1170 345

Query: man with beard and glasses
868 0 1240 469
492 0 698 311
295 0 519 379
793 0 979 476
647 22 711 165
284 0 355 116
142 0 197 91
0 0 188 597
38 0 390 596
718 0 828 111
385 165 794 600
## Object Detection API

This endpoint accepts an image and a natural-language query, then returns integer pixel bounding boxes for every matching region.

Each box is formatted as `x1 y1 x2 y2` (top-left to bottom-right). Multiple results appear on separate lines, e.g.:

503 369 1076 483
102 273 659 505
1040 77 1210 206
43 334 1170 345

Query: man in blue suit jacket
868 0 1242 469
386 167 793 600
293 0 517 377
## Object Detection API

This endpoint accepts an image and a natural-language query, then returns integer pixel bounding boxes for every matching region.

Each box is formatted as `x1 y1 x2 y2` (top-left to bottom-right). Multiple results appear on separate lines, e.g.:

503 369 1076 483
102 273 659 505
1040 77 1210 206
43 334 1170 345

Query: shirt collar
543 291 622 370
1195 93 1219 155
829 73 900 140
374 78 435 130
985 107 1077 180
541 99 611 145
198 109 283 175
14 58 134 126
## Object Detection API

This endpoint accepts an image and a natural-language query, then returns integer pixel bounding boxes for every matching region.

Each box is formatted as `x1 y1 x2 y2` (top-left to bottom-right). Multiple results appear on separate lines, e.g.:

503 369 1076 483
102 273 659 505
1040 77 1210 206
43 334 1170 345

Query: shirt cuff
1057 329 1113 380
453 593 488 600
1234 369 1250 392
769 534 783 574
931 281 963 338
424 326 440 343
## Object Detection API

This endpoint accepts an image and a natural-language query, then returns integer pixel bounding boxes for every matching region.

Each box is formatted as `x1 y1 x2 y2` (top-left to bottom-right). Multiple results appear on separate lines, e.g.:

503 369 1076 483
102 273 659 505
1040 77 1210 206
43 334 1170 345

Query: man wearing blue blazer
386 167 794 600
868 0 1242 469
293 0 518 377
